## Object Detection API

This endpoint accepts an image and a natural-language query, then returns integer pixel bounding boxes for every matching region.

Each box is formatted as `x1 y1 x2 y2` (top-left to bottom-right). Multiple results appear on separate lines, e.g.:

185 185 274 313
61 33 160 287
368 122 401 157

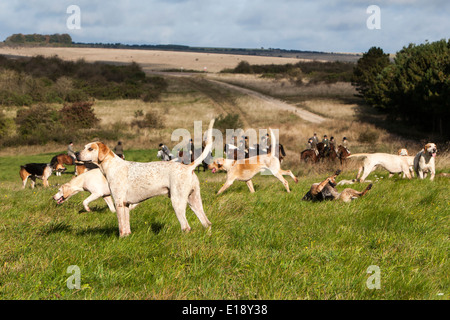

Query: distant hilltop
1 33 361 62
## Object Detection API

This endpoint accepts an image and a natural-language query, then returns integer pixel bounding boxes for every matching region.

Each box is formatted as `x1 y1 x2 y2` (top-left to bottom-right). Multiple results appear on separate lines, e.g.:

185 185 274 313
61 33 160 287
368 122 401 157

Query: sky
0 0 448 53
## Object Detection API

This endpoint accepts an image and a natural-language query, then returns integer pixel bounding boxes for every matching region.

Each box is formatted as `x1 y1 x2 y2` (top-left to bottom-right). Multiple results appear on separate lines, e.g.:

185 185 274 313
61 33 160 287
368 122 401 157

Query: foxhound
77 120 215 237
414 143 437 181
302 170 373 203
347 153 413 182
208 128 298 194
20 163 53 189
53 168 117 212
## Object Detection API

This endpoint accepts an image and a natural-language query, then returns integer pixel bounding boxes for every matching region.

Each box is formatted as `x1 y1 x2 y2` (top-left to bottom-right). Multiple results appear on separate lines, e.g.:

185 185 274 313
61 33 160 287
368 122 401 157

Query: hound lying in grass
302 170 373 203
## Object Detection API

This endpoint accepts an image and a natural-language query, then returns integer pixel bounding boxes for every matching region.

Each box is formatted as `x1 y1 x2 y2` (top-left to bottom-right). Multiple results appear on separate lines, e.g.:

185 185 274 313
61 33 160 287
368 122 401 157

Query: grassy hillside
0 150 448 299
0 51 448 300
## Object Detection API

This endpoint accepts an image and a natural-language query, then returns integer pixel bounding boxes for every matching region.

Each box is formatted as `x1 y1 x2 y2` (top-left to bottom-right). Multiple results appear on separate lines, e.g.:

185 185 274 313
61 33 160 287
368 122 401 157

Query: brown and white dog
302 170 373 203
19 163 53 189
414 143 437 181
77 120 215 237
75 161 99 176
208 128 298 194
53 168 117 212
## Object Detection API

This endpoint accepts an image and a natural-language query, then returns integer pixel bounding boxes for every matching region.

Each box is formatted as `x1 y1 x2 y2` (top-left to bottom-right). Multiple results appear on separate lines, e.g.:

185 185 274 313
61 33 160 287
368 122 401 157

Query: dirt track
150 71 327 124
206 79 326 124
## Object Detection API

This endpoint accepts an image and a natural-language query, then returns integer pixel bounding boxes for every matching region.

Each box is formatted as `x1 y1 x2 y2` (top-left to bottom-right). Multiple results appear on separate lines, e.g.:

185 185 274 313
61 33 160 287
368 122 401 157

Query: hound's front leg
116 200 131 237
82 193 102 212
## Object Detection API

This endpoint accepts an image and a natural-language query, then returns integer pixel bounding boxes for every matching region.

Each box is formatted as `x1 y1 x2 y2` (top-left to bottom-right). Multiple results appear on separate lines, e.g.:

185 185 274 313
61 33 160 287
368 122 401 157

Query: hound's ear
97 142 112 162
62 184 71 199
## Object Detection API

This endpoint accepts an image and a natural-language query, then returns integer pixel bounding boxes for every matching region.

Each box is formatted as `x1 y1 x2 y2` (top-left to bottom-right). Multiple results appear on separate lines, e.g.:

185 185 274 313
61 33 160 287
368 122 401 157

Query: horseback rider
158 143 172 161
342 137 349 151
67 141 76 163
322 135 330 157
238 136 249 158
113 141 124 159
330 136 337 153
187 138 194 156
307 138 314 150
260 133 269 154
310 133 320 156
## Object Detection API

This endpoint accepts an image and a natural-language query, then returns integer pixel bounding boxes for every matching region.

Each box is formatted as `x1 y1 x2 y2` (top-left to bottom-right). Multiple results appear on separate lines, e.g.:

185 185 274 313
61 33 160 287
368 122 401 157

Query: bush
131 110 164 129
358 130 379 144
0 111 8 136
0 55 168 105
223 60 354 84
214 113 244 134
59 101 100 129
14 104 65 144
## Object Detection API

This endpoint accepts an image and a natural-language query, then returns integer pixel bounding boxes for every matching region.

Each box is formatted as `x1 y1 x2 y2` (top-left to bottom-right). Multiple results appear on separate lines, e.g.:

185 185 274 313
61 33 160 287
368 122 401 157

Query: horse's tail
280 143 286 156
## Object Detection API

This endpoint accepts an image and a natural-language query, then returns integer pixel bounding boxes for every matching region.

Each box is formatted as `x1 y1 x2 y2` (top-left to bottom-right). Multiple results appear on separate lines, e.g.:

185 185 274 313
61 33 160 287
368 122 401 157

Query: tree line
352 39 449 138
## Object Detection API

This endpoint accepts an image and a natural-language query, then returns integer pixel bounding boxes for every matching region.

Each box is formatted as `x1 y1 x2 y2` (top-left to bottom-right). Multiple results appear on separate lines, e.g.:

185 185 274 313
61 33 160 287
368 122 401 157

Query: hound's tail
346 153 371 160
268 128 277 158
189 119 215 170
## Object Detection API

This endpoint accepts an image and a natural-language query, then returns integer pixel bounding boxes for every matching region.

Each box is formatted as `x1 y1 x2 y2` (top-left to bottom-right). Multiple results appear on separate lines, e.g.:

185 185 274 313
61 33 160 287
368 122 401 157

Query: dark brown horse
300 149 319 163
337 145 351 165
316 142 338 162
50 153 76 175
327 143 338 162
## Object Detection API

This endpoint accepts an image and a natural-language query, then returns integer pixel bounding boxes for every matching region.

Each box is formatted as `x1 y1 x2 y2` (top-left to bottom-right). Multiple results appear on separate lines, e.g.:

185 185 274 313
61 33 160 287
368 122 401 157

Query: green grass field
0 150 448 300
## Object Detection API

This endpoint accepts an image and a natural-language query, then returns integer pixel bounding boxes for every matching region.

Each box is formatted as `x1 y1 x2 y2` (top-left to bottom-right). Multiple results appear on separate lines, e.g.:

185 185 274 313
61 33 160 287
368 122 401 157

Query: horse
326 143 338 162
336 145 351 165
316 142 338 162
300 149 319 163
50 153 76 176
